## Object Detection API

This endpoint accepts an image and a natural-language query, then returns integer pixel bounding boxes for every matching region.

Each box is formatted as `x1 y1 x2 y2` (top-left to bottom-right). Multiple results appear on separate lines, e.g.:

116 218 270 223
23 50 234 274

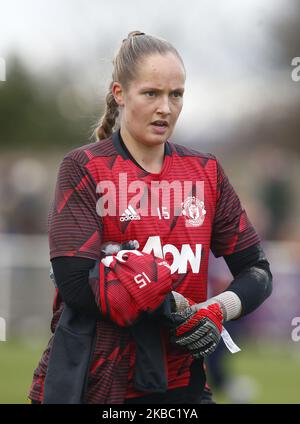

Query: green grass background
0 339 299 404
207 341 300 404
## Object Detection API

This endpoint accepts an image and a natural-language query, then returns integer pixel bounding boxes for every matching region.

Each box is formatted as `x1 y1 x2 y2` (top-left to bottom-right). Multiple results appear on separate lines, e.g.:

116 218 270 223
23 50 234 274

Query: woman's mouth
150 120 169 134
151 120 169 127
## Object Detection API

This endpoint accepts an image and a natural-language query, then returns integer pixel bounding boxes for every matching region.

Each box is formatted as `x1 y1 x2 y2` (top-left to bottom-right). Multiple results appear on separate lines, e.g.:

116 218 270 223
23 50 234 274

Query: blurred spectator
255 148 296 241
2 158 48 234
260 150 294 240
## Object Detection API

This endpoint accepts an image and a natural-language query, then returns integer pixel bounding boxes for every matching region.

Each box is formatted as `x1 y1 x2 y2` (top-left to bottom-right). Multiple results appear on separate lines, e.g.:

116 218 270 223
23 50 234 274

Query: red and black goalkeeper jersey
29 130 259 403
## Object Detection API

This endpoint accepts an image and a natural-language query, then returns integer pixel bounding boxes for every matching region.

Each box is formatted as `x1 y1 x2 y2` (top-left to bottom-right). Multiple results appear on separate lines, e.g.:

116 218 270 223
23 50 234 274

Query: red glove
89 247 173 327
170 302 223 358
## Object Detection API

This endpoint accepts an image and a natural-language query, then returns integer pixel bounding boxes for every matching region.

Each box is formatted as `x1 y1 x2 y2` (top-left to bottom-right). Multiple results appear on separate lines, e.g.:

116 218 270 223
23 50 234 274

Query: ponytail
95 82 119 140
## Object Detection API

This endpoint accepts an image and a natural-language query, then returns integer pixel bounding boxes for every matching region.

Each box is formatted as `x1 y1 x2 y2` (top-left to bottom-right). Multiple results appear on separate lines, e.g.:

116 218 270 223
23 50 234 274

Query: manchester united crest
181 196 206 227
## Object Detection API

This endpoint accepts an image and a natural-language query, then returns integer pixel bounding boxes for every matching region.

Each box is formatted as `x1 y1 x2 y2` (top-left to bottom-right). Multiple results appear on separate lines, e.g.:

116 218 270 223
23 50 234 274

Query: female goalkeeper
29 31 272 404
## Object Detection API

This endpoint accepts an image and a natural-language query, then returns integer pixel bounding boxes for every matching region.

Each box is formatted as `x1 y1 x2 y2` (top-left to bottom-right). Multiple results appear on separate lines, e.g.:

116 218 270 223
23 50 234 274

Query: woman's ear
112 82 125 106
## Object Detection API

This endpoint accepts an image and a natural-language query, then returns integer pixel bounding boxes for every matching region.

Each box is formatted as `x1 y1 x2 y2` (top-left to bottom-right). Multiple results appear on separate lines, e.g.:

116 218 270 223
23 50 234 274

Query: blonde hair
95 31 184 140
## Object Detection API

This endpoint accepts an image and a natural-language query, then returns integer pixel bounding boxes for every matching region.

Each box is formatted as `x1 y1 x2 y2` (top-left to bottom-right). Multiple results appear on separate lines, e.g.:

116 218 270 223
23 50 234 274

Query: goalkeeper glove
170 301 223 358
89 240 173 327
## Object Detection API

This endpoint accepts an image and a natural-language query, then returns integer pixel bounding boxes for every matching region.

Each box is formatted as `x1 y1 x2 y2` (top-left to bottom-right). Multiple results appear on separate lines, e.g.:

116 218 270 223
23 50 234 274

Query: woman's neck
120 127 165 174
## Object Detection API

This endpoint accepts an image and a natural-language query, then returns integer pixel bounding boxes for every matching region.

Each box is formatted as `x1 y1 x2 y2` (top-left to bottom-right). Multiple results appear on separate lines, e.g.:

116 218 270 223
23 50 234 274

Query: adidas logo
120 205 141 222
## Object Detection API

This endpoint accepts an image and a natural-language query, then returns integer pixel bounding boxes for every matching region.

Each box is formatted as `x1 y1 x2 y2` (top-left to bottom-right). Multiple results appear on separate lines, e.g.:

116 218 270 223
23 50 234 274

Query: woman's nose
157 96 171 115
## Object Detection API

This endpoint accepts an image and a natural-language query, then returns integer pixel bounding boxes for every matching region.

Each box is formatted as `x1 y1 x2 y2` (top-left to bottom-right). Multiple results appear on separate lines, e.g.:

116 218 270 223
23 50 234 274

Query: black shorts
124 360 214 405
124 385 215 404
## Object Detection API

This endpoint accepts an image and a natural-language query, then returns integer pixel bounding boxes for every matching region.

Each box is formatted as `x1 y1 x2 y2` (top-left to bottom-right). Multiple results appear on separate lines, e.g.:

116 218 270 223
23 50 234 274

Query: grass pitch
0 339 299 404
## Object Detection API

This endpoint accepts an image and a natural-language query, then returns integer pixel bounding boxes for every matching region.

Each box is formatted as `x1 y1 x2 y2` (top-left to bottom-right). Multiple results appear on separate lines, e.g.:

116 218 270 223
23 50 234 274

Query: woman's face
113 52 186 147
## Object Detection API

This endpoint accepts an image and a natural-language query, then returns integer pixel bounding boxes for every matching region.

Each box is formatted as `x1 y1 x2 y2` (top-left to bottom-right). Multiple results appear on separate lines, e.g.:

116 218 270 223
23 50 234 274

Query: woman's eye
172 91 183 98
145 91 156 97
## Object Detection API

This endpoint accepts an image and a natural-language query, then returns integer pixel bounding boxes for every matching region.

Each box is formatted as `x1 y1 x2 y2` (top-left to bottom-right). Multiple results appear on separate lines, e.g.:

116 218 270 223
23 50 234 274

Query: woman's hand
169 299 223 358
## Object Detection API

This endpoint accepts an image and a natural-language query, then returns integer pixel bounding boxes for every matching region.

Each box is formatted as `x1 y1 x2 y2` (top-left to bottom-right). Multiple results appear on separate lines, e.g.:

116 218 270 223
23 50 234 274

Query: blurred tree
220 0 300 154
271 0 300 66
0 55 102 151
256 0 300 153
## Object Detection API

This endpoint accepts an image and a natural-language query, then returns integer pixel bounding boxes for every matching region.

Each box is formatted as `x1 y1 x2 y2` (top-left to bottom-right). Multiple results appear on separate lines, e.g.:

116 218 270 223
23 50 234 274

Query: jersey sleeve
48 157 102 260
211 159 260 257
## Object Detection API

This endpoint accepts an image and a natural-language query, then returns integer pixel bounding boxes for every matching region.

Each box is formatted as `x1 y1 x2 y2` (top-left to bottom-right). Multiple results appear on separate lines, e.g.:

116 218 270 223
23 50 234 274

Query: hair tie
123 31 145 42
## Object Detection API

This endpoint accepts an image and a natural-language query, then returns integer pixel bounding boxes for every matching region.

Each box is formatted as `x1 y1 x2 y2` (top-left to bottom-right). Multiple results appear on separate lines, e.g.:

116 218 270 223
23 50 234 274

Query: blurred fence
0 234 300 342
0 234 53 339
